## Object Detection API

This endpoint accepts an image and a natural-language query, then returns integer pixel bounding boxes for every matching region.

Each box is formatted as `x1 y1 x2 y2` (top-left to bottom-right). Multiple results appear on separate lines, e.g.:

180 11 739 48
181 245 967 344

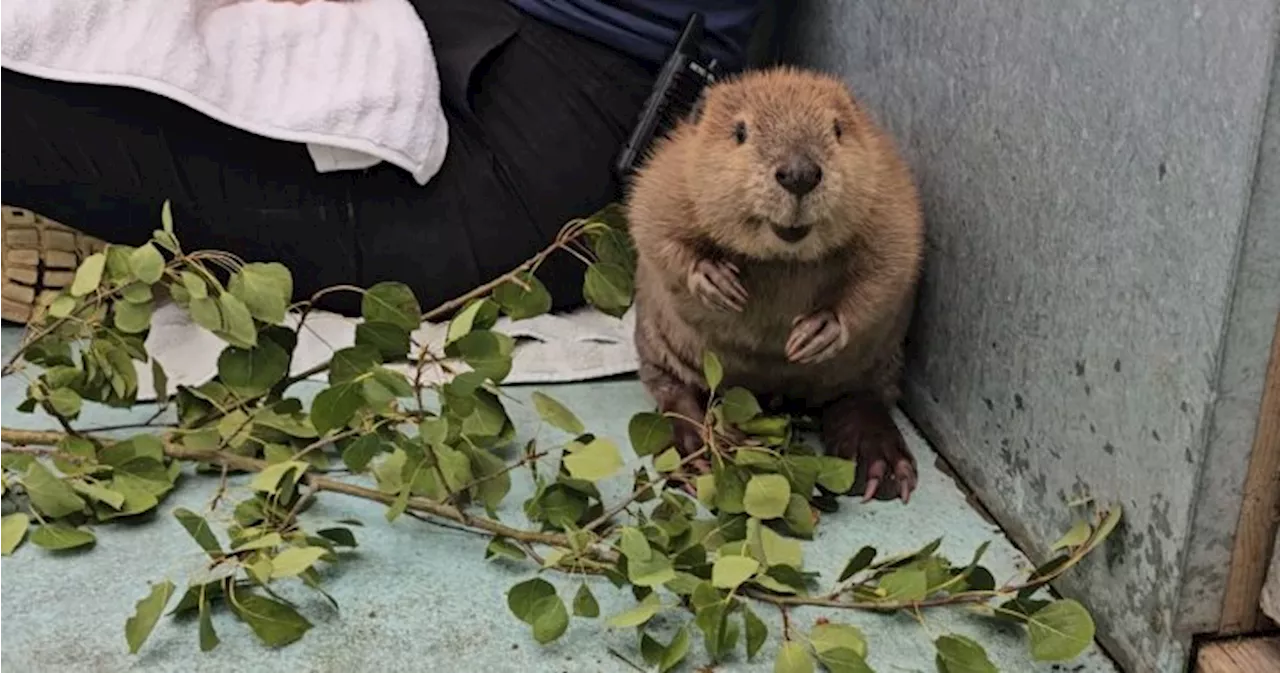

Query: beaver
626 66 924 503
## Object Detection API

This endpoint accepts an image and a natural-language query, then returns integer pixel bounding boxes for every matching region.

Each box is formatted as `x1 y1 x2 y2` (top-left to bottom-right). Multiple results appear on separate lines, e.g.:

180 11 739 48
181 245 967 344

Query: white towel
1 0 449 185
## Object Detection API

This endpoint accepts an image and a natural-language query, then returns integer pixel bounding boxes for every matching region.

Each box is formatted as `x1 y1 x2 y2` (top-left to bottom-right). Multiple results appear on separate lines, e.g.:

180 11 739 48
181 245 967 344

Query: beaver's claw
786 310 848 364
688 258 748 312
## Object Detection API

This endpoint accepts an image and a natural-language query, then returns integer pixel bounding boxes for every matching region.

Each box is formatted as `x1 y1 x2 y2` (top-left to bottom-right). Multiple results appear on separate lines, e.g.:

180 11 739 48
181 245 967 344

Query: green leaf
161 200 175 234
531 594 570 644
606 592 662 627
70 252 106 297
129 243 165 284
362 282 421 331
879 568 929 603
629 412 675 457
494 271 552 320
816 647 875 673
696 474 718 507
1083 505 1123 554
721 387 762 424
173 508 223 557
198 587 220 652
218 293 257 348
23 461 86 517
467 447 512 514
341 434 386 472
531 392 585 435
620 527 653 561
775 641 816 673
311 382 365 434
182 271 208 299
628 551 677 587
228 262 293 324
445 298 498 344
485 537 527 562
573 583 600 618
582 262 633 318
816 456 856 493
453 330 515 382
250 460 307 494
936 634 998 673
839 546 878 581
151 360 169 407
695 601 738 661
715 465 749 514
2 514 31 555
232 532 284 553
743 605 768 660
218 340 290 398
113 300 155 334
355 321 411 360
46 387 83 418
660 625 692 673
230 590 313 647
329 345 382 384
1027 599 1095 662
811 623 868 658
363 367 414 406
712 555 760 589
703 351 724 391
30 523 96 550
189 296 223 333
125 580 175 654
563 437 623 482
508 578 557 624
783 494 816 538
744 474 791 519
121 282 153 304
48 295 77 318
1051 520 1092 552
317 527 358 548
270 546 327 579
653 447 682 473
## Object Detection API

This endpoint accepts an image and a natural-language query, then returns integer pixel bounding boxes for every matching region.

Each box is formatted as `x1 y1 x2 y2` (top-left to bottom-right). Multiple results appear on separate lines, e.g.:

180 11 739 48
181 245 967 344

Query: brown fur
626 67 925 501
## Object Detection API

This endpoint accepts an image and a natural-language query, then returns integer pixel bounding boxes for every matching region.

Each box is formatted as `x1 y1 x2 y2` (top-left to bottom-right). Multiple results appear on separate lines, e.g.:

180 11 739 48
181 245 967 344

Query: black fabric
0 0 655 316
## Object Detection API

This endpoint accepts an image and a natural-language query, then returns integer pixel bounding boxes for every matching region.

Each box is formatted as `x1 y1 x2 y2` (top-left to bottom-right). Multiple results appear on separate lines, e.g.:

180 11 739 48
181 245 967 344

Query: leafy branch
0 202 1117 672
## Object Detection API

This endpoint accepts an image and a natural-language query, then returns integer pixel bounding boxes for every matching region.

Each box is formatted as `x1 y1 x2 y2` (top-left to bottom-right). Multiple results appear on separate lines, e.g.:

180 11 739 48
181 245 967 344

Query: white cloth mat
133 304 640 400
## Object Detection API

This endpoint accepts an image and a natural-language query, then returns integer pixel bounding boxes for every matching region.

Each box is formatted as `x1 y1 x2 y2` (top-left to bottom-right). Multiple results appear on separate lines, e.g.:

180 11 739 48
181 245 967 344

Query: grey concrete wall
781 2 1280 672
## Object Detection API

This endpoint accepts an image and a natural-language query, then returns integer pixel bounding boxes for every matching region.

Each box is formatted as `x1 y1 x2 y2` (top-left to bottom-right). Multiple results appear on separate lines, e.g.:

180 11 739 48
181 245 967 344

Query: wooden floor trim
1219 311 1280 634
1196 635 1280 673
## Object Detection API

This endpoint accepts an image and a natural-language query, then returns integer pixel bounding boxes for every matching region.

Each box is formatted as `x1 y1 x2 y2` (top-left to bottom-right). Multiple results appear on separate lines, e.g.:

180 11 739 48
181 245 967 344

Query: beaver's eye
833 120 843 140
733 121 748 144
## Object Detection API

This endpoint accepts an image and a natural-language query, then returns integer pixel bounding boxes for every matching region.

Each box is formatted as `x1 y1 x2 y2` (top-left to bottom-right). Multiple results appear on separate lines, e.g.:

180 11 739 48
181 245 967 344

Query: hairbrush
614 12 720 180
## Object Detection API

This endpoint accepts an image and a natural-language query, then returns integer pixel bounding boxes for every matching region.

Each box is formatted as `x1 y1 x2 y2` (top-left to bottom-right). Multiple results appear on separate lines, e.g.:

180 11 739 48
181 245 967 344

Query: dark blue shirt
507 0 763 72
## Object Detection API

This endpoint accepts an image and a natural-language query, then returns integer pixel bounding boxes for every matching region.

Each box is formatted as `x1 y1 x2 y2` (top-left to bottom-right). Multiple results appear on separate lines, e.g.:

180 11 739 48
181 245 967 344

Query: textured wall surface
782 2 1280 672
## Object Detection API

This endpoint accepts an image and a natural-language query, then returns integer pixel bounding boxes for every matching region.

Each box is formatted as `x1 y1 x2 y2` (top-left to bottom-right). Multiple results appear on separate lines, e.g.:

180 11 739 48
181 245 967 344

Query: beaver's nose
775 156 822 196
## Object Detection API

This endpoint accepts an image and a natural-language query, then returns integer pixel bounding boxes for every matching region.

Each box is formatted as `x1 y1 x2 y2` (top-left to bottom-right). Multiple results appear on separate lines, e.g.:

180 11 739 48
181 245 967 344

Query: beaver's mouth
771 224 812 243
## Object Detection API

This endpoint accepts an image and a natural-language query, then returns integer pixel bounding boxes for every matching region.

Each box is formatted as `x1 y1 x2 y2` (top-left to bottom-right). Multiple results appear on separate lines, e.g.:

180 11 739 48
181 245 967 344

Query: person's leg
1 69 363 314
355 0 656 312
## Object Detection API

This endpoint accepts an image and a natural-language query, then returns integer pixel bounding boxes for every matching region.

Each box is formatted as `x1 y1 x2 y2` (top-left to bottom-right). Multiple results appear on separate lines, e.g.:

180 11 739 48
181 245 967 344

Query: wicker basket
1 205 106 324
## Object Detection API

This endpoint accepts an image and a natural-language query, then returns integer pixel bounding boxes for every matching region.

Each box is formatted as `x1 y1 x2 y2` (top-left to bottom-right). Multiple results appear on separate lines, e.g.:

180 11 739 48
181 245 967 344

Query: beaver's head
683 67 888 261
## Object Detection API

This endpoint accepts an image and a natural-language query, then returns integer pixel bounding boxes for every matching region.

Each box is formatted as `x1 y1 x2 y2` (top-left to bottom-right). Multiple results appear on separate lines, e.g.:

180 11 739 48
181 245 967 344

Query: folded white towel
1 0 449 185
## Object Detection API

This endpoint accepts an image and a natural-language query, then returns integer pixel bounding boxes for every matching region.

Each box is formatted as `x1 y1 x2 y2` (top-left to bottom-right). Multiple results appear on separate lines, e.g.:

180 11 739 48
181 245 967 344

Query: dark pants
0 0 655 315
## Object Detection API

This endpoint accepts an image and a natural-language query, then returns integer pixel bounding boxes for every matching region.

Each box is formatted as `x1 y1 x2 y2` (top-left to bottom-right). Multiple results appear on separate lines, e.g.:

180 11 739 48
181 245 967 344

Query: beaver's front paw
785 310 848 364
687 258 747 312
